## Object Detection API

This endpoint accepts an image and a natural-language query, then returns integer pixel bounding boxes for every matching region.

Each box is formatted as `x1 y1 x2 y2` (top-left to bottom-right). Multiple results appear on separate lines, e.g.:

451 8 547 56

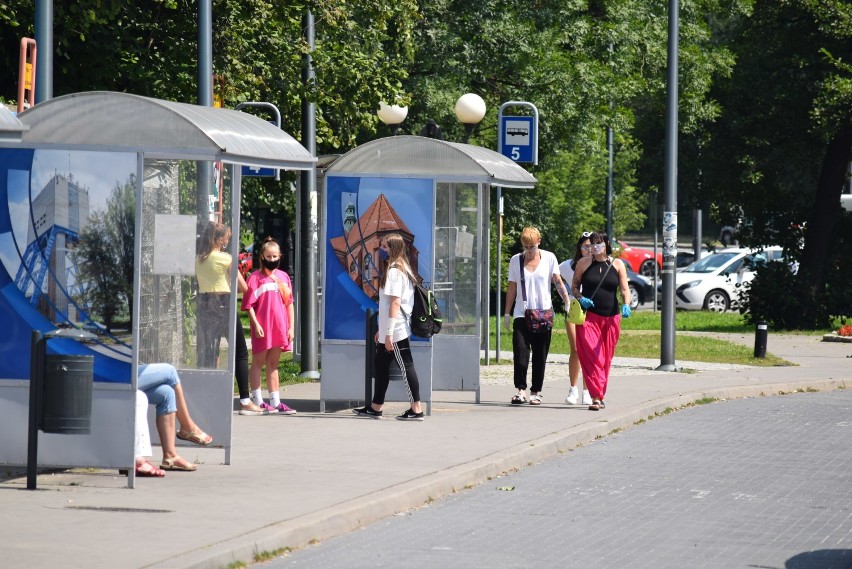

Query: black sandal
511 394 526 405
589 399 602 411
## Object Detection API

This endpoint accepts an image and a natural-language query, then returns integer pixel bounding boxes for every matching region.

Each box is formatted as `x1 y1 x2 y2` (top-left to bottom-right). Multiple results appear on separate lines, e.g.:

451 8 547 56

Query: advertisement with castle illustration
324 177 433 341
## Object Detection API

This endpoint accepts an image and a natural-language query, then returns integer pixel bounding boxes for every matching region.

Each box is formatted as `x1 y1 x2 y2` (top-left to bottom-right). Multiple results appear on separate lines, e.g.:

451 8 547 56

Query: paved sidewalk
0 333 849 569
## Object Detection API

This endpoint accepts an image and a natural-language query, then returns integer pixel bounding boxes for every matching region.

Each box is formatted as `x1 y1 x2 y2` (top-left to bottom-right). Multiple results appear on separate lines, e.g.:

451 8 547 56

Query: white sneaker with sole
581 389 593 405
565 386 579 405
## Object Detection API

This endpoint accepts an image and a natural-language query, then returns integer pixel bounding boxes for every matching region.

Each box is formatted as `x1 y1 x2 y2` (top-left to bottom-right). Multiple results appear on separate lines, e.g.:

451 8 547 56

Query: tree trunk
799 126 852 320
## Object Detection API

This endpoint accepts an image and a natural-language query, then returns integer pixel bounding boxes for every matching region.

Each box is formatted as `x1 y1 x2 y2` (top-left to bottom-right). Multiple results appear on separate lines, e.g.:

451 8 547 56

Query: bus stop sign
499 115 536 164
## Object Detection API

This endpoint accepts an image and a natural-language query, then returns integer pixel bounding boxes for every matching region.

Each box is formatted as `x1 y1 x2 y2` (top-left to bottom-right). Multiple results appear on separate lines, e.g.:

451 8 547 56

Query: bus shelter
320 135 535 411
0 92 315 482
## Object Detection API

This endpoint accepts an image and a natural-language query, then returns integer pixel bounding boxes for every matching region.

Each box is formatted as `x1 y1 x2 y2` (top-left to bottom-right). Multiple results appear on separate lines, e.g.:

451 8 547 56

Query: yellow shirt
196 250 232 293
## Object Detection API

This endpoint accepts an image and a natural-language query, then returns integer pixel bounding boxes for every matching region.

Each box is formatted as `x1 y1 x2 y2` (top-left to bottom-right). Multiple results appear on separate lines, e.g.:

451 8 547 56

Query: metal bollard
754 320 768 358
364 309 376 403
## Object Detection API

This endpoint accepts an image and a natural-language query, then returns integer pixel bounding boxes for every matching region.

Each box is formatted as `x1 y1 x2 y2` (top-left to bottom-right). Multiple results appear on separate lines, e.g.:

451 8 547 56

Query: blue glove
579 297 595 310
621 304 631 318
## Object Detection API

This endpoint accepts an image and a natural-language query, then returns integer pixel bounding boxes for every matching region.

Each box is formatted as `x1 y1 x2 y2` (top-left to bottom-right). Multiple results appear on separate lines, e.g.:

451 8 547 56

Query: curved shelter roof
326 135 536 189
12 91 315 170
0 105 27 143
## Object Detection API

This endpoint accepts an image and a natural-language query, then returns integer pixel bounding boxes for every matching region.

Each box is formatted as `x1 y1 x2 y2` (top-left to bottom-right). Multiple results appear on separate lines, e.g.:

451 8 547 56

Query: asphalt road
264 390 852 569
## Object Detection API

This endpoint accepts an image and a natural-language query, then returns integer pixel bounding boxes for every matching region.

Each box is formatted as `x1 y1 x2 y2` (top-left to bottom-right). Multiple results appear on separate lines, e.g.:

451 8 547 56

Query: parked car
675 246 711 271
613 239 662 278
624 264 654 310
657 246 784 312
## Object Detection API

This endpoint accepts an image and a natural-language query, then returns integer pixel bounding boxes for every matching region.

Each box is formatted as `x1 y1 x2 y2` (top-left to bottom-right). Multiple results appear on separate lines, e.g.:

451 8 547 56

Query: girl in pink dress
242 237 297 415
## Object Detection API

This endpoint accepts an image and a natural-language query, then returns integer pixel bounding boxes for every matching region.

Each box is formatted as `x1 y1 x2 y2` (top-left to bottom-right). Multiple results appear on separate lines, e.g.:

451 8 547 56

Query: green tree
401 0 745 264
0 0 418 150
699 0 852 327
74 175 136 328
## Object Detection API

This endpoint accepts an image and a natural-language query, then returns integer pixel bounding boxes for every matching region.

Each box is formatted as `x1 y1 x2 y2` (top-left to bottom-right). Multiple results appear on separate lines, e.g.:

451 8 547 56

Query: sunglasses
582 231 592 237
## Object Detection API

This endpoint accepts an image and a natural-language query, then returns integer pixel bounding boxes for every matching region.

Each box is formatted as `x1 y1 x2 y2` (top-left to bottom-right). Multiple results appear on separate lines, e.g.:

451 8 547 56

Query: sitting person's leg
138 363 211 445
173 383 211 445
129 391 164 477
140 379 196 471
155 412 196 471
134 390 152 459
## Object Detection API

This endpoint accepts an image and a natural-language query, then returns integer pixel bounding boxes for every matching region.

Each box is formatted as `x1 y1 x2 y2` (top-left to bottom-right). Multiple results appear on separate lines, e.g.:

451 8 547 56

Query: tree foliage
74 175 136 329
2 0 849 328
697 0 852 327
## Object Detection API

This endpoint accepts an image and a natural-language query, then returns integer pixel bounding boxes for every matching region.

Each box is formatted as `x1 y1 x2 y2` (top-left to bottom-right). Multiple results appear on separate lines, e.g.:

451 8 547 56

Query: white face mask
592 243 606 254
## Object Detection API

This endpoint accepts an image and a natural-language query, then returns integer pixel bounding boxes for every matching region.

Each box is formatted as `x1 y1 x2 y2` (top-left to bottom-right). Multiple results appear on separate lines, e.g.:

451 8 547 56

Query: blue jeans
137 363 180 416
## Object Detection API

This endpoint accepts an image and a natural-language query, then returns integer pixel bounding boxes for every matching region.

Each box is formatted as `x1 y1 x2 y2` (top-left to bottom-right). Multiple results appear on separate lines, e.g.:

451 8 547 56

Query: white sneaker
581 389 593 405
565 386 579 405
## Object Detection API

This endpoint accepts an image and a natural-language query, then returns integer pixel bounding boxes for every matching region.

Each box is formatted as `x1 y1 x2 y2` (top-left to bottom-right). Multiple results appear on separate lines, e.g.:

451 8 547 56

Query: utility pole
298 10 319 378
657 0 679 371
34 0 52 103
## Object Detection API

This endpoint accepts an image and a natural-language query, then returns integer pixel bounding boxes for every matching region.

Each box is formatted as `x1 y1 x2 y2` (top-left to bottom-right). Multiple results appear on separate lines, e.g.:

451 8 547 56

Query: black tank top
580 258 619 317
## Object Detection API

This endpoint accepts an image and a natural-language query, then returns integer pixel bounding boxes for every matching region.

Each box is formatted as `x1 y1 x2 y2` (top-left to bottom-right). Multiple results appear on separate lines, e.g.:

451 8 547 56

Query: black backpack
406 281 443 339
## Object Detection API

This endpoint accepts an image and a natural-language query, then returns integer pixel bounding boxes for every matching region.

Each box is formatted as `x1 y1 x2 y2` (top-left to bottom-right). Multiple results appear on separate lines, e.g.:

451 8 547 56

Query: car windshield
683 252 740 274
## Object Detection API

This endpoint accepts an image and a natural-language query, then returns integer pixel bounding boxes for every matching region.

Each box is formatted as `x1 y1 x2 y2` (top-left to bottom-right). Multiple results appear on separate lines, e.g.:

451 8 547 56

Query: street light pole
34 0 52 103
605 43 614 245
377 101 408 135
299 9 319 378
455 93 486 143
658 0 679 371
606 123 614 242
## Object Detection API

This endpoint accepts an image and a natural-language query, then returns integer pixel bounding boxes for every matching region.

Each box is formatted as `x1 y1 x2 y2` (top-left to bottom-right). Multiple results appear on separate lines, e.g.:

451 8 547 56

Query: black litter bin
41 354 93 434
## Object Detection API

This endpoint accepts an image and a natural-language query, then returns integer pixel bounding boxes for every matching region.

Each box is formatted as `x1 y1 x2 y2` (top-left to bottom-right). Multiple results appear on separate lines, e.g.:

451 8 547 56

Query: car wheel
639 259 657 278
703 290 730 312
628 284 640 310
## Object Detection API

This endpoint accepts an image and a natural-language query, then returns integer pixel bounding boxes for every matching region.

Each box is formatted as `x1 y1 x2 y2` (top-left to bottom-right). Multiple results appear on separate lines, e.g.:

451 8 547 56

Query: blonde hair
379 233 413 288
520 226 541 247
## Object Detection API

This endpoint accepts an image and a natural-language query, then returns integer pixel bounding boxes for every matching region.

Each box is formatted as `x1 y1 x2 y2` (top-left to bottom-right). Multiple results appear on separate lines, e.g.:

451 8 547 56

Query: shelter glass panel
0 148 136 382
435 182 479 335
137 159 235 370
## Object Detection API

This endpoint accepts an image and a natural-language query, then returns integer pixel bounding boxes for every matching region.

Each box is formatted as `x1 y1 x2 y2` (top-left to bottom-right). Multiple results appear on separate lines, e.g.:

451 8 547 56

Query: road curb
155 378 847 569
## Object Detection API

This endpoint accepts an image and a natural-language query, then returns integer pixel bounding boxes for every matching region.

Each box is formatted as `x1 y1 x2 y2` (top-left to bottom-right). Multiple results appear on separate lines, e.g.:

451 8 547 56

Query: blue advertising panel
0 148 133 383
324 176 433 341
499 115 535 163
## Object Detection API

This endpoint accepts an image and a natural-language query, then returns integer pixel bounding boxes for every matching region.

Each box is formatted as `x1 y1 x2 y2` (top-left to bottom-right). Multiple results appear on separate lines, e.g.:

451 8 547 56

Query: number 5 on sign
511 147 520 160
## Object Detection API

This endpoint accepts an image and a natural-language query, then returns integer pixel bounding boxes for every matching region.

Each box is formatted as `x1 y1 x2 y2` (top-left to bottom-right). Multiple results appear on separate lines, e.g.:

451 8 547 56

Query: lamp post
454 93 487 143
377 101 408 135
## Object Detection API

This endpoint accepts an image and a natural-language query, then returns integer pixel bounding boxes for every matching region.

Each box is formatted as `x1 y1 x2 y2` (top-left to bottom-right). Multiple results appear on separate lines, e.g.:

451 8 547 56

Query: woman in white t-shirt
353 233 425 421
503 227 570 405
558 232 593 406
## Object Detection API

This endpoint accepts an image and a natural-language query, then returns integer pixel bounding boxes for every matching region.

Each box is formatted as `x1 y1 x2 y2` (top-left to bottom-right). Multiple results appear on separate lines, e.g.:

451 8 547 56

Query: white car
660 247 784 312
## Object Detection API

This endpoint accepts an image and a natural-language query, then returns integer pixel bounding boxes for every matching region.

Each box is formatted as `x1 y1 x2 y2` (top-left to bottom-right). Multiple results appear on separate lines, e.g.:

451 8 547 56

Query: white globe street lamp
377 101 408 135
454 93 486 142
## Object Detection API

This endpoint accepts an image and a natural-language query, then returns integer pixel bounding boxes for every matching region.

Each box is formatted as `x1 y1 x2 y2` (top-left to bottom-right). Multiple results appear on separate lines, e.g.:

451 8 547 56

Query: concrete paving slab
0 333 848 569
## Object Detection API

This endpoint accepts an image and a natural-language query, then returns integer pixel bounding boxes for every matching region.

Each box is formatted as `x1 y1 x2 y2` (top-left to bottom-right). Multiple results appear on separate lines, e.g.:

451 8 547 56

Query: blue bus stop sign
499 115 535 163
241 165 277 177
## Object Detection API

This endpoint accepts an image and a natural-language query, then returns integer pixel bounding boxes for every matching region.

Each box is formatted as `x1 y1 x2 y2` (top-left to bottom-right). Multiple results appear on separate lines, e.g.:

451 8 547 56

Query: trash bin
41 354 93 434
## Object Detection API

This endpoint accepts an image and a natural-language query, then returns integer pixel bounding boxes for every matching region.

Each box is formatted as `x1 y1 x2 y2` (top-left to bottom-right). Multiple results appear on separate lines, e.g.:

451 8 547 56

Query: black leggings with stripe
372 337 421 405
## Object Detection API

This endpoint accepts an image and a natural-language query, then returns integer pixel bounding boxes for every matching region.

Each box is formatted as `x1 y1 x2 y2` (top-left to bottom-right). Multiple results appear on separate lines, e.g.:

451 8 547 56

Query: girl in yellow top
196 222 265 415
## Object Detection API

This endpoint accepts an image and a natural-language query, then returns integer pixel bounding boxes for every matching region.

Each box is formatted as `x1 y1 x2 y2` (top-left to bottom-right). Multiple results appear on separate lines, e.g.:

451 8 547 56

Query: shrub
741 263 831 329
